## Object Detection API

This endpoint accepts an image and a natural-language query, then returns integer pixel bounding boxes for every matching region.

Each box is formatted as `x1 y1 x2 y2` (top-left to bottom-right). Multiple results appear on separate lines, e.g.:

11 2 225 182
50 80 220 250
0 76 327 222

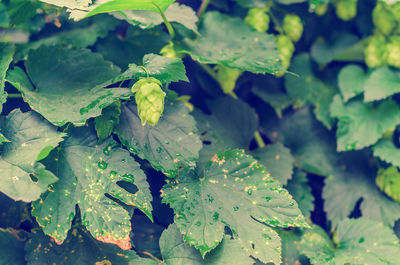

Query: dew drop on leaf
233 206 239 211
156 147 162 153
265 196 272 202
98 161 108 170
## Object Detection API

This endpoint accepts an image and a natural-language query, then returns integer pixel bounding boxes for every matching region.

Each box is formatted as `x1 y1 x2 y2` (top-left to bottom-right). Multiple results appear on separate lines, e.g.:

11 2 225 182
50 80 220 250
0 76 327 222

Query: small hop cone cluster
214 65 242 96
314 3 328 16
364 35 387 68
386 36 400 68
275 34 295 77
160 42 183 59
133 78 166 126
335 0 358 21
244 7 270 32
373 2 396 36
282 14 303 42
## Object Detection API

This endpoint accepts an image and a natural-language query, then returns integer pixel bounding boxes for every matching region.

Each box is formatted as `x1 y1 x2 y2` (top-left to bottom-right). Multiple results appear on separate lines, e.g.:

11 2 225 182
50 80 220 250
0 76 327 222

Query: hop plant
160 42 182 59
372 2 396 36
376 166 400 203
314 3 329 16
386 36 400 68
214 65 242 97
335 0 358 21
244 7 270 32
364 35 388 68
132 77 166 126
282 14 303 42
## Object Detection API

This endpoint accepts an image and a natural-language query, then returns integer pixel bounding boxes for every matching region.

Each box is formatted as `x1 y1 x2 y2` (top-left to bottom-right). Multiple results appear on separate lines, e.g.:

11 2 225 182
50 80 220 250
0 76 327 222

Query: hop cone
364 35 387 68
133 78 166 126
214 65 242 96
282 14 303 42
335 0 358 21
160 42 182 59
275 35 295 77
386 37 400 68
373 2 396 36
244 8 270 32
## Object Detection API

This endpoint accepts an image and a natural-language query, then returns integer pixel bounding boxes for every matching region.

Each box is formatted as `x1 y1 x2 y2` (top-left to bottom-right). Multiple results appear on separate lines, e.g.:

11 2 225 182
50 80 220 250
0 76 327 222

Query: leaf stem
154 3 175 39
141 251 163 263
7 93 22 98
254 131 266 148
197 0 211 18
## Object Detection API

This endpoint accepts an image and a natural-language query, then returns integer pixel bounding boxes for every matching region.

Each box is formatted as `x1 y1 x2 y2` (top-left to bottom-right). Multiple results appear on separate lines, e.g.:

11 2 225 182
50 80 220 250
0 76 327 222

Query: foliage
1 0 400 264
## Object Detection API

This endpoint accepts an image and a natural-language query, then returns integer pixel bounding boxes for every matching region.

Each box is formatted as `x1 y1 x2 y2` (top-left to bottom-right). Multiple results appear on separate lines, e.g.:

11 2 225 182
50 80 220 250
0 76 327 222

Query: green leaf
156 224 254 265
286 169 314 219
0 228 27 265
300 219 400 265
0 132 9 145
194 97 258 170
337 64 366 102
330 95 400 151
261 107 337 177
6 46 129 127
323 152 400 227
162 149 308 263
95 101 121 143
310 33 359 64
112 53 188 84
279 230 308 265
376 166 400 203
373 139 400 167
252 143 294 185
0 109 64 202
25 226 141 265
0 43 14 113
285 53 336 128
115 3 198 33
116 101 201 177
176 11 283 74
364 67 400 102
31 128 152 249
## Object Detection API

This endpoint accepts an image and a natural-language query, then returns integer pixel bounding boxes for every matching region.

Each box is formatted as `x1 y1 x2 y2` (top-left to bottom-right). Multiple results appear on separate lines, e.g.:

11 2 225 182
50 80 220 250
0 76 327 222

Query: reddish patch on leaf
96 234 131 250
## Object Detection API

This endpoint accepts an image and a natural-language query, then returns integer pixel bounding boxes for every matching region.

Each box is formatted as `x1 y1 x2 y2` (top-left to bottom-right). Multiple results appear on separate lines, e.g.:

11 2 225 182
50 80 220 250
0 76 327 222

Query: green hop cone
314 3 329 16
160 42 183 59
376 166 400 203
275 34 295 77
132 78 166 126
244 7 270 32
214 65 242 97
364 35 387 68
282 14 303 42
335 0 358 21
386 36 400 68
372 2 396 36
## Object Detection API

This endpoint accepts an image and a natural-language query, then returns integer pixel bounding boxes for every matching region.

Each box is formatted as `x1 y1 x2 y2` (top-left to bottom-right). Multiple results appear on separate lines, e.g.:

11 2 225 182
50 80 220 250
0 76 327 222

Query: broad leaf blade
31 128 152 249
0 43 14 113
0 109 64 202
116 101 201 177
162 149 308 263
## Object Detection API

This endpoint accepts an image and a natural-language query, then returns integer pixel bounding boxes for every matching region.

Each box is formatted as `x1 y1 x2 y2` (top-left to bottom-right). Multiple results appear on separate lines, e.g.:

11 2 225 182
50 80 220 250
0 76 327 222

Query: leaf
176 11 283 74
0 228 27 265
330 95 400 151
0 43 14 113
115 3 198 33
279 230 308 265
0 132 9 145
310 33 359 64
116 101 201 177
364 67 400 102
373 139 400 167
114 53 188 84
285 53 336 128
31 127 152 249
286 169 314 218
323 152 400 227
376 166 400 203
162 149 308 263
6 46 130 127
95 101 121 143
0 109 64 202
261 107 337 177
252 143 294 185
25 226 141 265
300 219 400 265
156 224 254 265
337 64 366 102
194 97 258 170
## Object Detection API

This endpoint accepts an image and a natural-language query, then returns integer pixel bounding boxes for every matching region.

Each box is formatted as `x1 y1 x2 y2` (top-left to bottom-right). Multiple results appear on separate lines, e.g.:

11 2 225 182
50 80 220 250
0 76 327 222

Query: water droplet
110 171 117 179
164 140 170 144
121 159 126 163
289 202 294 206
121 174 134 181
156 147 162 153
263 234 271 240
233 206 239 211
265 197 272 202
103 149 110 156
359 237 364 243
207 194 214 203
98 160 108 170
247 189 253 196
195 221 201 227
213 212 219 221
